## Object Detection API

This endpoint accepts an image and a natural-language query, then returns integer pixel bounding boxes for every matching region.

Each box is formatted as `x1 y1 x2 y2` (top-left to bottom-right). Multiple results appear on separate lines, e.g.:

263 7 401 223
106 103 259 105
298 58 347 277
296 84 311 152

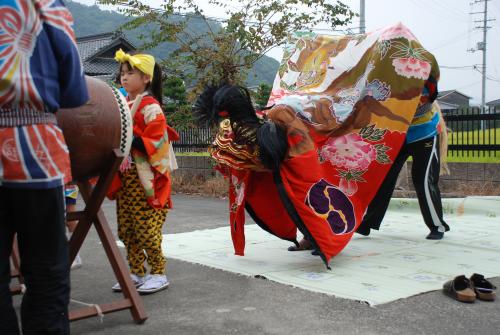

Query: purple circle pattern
305 179 356 234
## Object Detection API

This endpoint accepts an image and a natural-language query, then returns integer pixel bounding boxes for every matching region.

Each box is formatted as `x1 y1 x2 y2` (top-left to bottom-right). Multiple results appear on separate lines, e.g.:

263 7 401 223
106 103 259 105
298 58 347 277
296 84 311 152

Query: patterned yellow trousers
116 165 168 276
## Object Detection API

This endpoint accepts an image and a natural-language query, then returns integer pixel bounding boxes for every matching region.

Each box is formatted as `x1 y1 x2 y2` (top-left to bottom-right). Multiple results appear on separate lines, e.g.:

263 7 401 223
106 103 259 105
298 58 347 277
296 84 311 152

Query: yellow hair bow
115 49 155 78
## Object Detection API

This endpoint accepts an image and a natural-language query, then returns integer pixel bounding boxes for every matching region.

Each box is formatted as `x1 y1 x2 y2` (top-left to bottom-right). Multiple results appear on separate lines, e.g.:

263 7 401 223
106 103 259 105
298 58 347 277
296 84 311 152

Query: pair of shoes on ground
356 230 447 240
112 273 170 294
443 273 496 303
354 226 451 239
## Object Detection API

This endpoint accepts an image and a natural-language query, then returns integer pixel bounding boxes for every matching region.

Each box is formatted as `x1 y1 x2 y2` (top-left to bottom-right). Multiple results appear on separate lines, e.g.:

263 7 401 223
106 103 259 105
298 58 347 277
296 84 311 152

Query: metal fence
173 127 214 153
443 106 499 157
173 107 500 157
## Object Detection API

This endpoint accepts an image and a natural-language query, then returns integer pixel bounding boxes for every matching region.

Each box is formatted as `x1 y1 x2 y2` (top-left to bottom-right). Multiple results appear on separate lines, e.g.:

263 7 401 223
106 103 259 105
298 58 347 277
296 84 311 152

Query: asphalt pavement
13 194 499 335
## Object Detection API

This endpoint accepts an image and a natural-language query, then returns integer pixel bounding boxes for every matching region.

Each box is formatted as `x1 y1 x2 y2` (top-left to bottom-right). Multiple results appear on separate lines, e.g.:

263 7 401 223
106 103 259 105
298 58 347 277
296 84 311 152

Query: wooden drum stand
10 149 147 324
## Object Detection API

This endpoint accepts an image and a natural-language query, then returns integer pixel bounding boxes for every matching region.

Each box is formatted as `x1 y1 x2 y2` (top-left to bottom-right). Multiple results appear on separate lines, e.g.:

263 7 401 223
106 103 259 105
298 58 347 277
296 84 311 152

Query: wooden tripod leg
68 149 147 323
68 149 124 265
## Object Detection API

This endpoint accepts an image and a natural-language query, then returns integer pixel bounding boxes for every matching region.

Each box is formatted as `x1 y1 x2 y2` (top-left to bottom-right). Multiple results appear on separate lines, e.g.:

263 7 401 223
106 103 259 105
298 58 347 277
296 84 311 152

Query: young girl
109 49 178 294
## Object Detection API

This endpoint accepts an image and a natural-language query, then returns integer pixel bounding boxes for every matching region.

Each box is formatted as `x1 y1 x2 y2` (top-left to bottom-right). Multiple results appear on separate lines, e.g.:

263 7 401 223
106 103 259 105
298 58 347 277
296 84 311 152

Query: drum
57 76 132 181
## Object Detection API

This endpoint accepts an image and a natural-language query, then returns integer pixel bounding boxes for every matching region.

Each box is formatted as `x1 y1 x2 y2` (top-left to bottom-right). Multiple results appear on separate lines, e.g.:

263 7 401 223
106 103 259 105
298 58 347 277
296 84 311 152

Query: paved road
14 194 499 335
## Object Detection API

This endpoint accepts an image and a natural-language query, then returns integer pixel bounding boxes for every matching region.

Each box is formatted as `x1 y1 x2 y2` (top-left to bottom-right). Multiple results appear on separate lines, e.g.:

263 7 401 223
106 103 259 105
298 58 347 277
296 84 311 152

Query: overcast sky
73 0 500 103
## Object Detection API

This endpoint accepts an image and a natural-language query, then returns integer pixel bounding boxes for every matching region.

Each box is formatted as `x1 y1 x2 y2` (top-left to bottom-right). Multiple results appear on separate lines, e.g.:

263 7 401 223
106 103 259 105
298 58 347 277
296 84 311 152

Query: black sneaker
311 249 320 256
426 231 444 240
355 225 371 236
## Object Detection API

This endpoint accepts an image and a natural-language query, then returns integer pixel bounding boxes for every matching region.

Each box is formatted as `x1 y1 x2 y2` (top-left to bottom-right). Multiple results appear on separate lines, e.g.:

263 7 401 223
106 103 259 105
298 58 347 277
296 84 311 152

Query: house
486 99 500 108
436 90 472 111
76 31 136 81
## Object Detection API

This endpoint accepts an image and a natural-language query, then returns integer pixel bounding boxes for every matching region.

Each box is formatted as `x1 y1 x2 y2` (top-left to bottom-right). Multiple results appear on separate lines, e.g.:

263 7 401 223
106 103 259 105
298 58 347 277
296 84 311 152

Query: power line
429 27 476 51
439 64 500 82
473 66 500 82
468 0 495 114
454 80 482 90
407 0 468 22
419 0 470 21
440 65 476 70
486 76 500 83
493 63 500 79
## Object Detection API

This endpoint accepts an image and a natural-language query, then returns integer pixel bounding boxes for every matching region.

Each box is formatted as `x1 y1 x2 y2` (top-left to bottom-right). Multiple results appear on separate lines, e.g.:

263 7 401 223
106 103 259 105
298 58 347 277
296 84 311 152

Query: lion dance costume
194 23 441 268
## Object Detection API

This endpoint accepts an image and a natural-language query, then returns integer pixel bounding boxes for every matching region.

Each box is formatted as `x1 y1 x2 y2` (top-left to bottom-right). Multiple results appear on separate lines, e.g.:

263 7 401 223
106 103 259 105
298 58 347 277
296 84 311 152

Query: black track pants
358 136 449 234
0 186 70 335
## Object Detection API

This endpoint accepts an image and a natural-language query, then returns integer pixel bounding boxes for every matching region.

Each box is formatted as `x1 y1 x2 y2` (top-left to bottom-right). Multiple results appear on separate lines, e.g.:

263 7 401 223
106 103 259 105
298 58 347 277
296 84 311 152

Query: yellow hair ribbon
114 48 155 78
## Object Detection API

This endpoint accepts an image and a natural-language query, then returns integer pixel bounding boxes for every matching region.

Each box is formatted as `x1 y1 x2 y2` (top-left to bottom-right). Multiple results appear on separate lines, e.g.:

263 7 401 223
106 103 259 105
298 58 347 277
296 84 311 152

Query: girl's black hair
115 71 121 85
117 51 163 108
150 63 163 108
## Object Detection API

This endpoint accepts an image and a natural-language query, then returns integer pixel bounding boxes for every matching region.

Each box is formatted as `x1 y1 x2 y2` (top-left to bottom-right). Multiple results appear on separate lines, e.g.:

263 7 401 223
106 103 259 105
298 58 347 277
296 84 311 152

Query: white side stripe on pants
423 136 445 232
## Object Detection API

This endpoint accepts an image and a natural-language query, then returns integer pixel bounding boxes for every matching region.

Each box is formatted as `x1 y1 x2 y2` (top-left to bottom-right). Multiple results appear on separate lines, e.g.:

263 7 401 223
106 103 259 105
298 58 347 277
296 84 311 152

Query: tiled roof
84 58 119 77
76 32 136 79
76 32 117 61
486 99 500 106
437 100 459 110
437 90 472 99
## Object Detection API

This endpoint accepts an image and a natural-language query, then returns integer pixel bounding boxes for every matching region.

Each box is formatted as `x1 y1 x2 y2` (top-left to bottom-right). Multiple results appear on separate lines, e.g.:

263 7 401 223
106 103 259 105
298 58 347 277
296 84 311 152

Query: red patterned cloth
211 24 440 268
108 95 179 209
0 124 72 188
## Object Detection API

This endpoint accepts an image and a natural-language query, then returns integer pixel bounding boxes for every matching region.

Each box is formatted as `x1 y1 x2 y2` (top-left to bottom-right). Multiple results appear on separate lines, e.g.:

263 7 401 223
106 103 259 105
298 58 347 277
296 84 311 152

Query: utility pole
468 0 494 115
359 0 366 34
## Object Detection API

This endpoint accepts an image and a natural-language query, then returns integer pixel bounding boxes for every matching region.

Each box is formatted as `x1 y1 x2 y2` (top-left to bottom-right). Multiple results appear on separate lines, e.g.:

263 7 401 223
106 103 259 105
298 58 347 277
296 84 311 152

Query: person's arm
136 103 168 155
134 103 175 174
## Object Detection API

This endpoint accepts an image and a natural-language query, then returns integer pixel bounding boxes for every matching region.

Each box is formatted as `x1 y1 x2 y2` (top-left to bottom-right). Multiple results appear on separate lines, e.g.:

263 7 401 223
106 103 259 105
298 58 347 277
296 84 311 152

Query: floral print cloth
216 23 440 267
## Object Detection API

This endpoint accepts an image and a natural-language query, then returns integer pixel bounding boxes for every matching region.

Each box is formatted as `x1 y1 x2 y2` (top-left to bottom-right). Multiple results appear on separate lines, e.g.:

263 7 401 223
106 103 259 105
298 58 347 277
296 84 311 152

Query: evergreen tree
164 76 188 113
255 83 272 109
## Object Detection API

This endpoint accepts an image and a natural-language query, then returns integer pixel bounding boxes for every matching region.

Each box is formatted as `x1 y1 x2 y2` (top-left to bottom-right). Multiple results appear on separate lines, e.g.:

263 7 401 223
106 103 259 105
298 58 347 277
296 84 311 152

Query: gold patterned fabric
116 164 168 276
209 119 264 171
